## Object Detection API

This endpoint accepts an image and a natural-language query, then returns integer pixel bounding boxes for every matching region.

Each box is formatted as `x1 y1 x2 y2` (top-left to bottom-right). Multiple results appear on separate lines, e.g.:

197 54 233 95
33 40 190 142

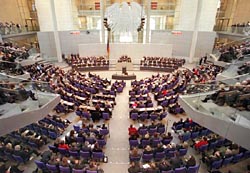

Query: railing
0 26 39 36
181 83 250 129
214 26 250 36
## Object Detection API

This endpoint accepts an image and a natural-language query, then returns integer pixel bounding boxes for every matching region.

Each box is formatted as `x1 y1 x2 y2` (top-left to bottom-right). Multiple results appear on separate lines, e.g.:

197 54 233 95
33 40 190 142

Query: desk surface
112 74 136 80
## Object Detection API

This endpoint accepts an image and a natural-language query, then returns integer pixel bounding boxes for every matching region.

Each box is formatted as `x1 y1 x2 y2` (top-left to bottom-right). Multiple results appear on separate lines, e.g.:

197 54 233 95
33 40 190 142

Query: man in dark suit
170 152 183 169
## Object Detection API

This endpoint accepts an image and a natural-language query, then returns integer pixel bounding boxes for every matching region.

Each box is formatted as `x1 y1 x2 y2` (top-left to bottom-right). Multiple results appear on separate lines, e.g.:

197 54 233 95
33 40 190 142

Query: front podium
112 73 136 80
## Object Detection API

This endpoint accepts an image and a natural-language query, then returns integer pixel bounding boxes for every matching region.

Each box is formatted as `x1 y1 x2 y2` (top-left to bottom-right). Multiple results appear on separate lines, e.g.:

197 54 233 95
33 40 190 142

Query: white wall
198 0 219 31
79 43 173 63
175 0 219 32
35 0 54 31
151 30 216 60
35 0 74 31
54 0 74 31
175 0 198 31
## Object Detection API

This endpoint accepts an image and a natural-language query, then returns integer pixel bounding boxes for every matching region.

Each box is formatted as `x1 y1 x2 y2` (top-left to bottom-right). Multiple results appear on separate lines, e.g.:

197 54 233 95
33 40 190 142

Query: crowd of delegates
231 22 250 28
130 70 192 115
0 82 38 105
0 114 70 172
0 42 29 75
24 62 124 119
140 57 185 68
0 21 28 35
238 61 250 75
218 41 250 62
63 54 109 68
117 55 132 63
202 81 250 111
191 64 224 84
35 122 108 172
173 118 250 170
128 121 198 173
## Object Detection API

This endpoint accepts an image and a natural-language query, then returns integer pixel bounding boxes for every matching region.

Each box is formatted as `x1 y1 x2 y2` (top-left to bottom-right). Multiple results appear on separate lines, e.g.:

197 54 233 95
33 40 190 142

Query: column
100 0 105 43
35 0 54 31
189 0 202 63
50 0 62 62
145 0 151 43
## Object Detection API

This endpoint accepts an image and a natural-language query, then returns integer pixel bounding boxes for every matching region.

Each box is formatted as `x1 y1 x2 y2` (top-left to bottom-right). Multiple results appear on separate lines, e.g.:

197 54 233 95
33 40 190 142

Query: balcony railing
214 26 250 36
0 26 39 36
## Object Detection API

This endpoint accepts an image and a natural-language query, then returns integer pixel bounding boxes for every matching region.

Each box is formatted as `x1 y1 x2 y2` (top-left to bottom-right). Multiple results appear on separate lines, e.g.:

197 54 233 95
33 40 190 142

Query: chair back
130 113 138 120
12 154 25 163
34 160 46 170
100 129 109 136
211 159 223 169
72 169 85 173
142 153 153 162
46 163 58 172
129 140 139 148
154 151 165 161
232 152 243 163
222 156 233 166
69 150 80 158
80 151 90 159
92 152 104 160
179 148 187 156
174 167 186 173
59 166 71 173
187 164 199 173
86 170 98 173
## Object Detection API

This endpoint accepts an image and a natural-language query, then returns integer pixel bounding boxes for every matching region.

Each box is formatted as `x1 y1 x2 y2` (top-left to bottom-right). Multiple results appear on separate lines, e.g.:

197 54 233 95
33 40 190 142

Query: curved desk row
74 66 109 71
140 66 176 72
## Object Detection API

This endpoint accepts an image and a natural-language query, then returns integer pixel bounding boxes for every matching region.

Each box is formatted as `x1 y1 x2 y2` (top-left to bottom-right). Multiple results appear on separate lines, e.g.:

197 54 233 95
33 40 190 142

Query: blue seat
142 153 153 162
92 152 104 161
154 151 165 161
130 113 138 121
102 112 110 120
46 163 58 172
198 144 208 153
232 153 243 163
48 131 58 139
174 167 186 173
12 154 28 164
80 151 91 160
59 166 71 173
34 160 46 171
222 156 233 167
210 159 223 170
129 155 141 162
191 131 199 139
129 140 139 148
72 169 85 173
179 148 187 156
186 164 199 173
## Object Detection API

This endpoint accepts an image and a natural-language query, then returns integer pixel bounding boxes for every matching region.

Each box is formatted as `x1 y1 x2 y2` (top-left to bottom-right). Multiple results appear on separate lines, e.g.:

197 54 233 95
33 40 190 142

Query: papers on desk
142 164 150 169
60 99 74 106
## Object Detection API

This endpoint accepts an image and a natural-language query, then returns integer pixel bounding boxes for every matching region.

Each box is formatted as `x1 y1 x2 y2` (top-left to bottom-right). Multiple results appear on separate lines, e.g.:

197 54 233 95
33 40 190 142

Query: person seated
194 137 208 150
129 147 141 158
170 152 183 169
86 161 98 171
183 155 196 168
128 125 138 136
143 145 153 154
142 162 159 173
157 160 172 172
16 84 37 101
128 161 141 173
60 156 71 168
202 150 222 166
58 140 70 150
72 159 86 170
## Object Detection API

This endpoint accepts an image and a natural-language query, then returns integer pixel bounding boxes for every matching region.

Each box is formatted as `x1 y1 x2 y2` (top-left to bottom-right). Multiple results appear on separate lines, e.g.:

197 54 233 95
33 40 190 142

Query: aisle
102 80 132 173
